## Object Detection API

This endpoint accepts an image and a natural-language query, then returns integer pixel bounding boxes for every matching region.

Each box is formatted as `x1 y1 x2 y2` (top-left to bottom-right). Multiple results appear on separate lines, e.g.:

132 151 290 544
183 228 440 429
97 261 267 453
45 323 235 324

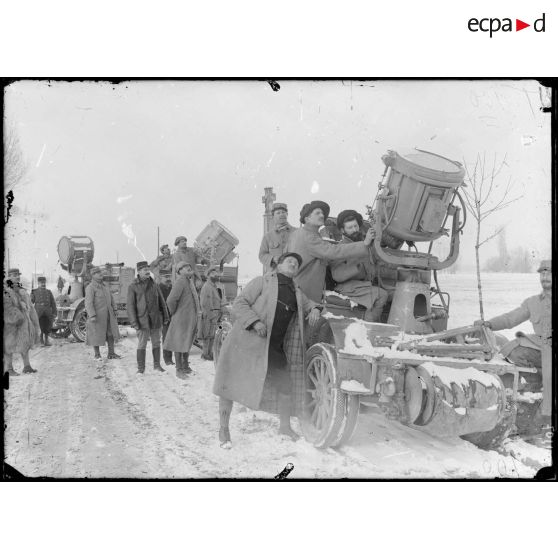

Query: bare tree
3 122 27 224
461 153 522 320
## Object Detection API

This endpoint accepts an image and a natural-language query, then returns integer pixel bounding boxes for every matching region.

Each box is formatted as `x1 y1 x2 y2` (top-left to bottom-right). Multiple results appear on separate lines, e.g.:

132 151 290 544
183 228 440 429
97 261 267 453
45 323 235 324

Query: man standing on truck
172 236 203 288
150 244 173 282
286 200 375 303
127 261 170 374
258 202 296 273
31 276 58 346
330 209 388 322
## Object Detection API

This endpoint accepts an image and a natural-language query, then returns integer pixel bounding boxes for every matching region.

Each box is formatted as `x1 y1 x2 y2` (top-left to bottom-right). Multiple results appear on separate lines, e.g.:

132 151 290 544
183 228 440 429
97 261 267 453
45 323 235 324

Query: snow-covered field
4 273 550 479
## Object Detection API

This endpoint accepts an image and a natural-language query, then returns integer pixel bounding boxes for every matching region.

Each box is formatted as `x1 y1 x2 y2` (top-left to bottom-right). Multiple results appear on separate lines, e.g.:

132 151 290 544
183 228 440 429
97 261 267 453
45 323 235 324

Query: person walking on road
127 261 170 374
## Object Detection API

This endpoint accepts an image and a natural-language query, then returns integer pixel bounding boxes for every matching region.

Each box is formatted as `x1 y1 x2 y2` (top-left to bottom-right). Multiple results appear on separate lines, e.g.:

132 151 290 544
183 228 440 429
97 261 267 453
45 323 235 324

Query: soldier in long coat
163 261 200 375
330 210 388 322
31 276 58 346
258 202 296 272
4 268 41 375
158 269 174 365
478 259 552 422
286 200 375 303
199 265 225 361
85 266 121 360
213 253 321 448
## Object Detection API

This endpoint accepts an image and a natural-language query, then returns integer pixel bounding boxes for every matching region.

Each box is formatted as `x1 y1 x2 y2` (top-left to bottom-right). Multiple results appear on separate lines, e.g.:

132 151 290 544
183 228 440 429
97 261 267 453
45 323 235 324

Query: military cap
160 244 169 253
160 269 172 277
277 252 303 267
537 259 551 272
271 202 288 214
136 261 149 271
38 276 47 282
7 268 21 275
337 209 364 230
206 265 220 275
174 235 187 246
90 266 103 275
299 200 330 224
176 261 193 273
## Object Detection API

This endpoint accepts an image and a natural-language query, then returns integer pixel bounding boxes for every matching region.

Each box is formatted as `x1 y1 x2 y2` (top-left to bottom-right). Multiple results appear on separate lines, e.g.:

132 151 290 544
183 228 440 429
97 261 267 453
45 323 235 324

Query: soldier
286 200 375 303
199 265 225 361
476 259 552 426
127 261 170 374
158 269 174 366
31 276 58 346
149 244 173 283
258 202 296 272
172 236 202 288
57 275 65 294
85 266 121 361
4 268 40 375
330 210 388 322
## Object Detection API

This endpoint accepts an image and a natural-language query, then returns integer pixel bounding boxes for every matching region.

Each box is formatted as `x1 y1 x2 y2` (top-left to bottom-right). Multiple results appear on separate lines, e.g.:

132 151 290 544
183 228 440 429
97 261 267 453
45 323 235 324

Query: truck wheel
70 303 87 343
301 343 359 449
213 320 232 365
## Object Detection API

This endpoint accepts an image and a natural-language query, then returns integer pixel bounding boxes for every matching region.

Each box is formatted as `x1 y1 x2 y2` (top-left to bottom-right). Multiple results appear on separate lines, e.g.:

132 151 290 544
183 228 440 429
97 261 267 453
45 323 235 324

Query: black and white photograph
3 78 554 479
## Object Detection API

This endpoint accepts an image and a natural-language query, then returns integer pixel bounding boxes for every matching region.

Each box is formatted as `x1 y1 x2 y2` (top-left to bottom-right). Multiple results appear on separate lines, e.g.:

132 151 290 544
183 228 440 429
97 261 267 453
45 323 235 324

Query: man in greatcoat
213 252 321 449
127 261 170 374
85 266 121 360
31 276 58 346
172 235 202 288
158 269 174 366
149 244 173 283
258 202 296 273
163 261 201 376
330 209 388 322
4 268 41 375
476 259 552 427
286 200 375 303
199 265 225 361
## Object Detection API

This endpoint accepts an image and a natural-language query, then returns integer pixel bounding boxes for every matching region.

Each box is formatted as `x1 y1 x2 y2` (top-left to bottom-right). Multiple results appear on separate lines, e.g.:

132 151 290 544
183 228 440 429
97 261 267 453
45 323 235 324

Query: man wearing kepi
31 276 58 346
199 265 225 361
259 202 296 272
286 201 375 303
213 252 321 449
330 210 388 322
477 259 552 426
127 261 170 374
4 268 40 375
85 266 121 361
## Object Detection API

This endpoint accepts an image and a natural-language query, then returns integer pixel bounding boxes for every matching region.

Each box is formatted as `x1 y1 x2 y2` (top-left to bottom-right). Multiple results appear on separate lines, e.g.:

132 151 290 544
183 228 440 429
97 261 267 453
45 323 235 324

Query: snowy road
4 331 551 479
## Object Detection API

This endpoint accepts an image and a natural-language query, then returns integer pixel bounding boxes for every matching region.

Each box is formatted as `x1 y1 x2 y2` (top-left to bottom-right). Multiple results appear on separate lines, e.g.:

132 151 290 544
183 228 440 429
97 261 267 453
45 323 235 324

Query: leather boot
153 347 165 371
163 349 174 365
40 333 44 345
107 337 122 359
174 352 183 372
183 352 192 373
136 349 146 374
44 334 52 346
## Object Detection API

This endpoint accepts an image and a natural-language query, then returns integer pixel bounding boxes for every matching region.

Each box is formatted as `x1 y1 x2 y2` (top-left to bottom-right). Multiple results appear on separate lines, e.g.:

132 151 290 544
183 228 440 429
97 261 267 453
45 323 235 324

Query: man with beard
127 261 170 374
31 276 58 346
330 210 388 322
286 200 375 303
150 244 173 282
476 259 552 428
158 269 174 366
199 265 225 361
258 202 296 272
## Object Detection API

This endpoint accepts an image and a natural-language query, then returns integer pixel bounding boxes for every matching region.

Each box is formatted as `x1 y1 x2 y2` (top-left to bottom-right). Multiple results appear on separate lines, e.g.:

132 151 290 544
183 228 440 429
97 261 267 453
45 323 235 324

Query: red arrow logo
516 19 530 31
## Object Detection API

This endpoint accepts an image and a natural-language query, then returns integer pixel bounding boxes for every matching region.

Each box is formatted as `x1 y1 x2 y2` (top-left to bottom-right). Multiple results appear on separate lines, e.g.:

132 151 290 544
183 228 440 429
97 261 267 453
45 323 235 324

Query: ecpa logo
468 13 546 37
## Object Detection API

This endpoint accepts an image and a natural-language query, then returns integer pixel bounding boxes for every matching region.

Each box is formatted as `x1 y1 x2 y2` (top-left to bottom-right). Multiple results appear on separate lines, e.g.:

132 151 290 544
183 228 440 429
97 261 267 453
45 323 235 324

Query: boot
22 365 38 374
93 346 102 360
219 397 233 449
40 333 45 345
136 349 146 374
44 334 52 347
163 349 174 366
174 352 183 372
278 393 299 440
153 347 165 371
107 337 121 359
182 352 192 373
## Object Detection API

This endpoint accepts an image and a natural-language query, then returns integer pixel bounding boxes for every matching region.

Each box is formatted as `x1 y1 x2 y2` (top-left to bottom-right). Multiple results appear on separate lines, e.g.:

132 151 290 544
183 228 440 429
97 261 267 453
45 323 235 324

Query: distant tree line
483 230 533 273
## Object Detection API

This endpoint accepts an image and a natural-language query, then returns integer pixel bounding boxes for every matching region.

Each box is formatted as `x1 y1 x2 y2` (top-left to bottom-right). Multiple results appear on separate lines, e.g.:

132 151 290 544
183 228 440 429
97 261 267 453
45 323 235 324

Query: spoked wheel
70 303 87 342
213 320 232 366
301 343 360 449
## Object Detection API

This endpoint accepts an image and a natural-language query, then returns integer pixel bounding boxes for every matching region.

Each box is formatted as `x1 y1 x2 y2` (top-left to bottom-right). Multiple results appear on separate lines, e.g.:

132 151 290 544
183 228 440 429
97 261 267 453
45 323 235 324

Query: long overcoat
127 276 169 330
199 280 224 339
213 271 318 411
84 279 120 346
287 224 370 303
163 275 200 352
3 282 40 354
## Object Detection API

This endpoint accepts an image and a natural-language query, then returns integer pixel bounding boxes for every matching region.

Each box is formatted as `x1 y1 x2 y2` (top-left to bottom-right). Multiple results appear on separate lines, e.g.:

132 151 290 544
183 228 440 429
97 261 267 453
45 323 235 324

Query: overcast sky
4 79 552 281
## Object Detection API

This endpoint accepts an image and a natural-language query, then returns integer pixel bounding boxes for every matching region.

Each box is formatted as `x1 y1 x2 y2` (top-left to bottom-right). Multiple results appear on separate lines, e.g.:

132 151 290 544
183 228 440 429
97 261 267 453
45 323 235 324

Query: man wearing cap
199 265 226 360
172 236 203 288
4 268 41 375
127 261 170 374
286 200 375 303
476 259 552 425
158 269 174 366
213 252 322 448
330 210 388 322
31 276 58 346
85 266 121 361
259 202 296 273
149 244 173 283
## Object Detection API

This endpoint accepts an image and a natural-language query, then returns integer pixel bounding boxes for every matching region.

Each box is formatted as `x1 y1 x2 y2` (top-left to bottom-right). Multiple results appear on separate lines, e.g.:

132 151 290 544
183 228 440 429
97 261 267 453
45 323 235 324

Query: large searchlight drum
57 236 95 275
